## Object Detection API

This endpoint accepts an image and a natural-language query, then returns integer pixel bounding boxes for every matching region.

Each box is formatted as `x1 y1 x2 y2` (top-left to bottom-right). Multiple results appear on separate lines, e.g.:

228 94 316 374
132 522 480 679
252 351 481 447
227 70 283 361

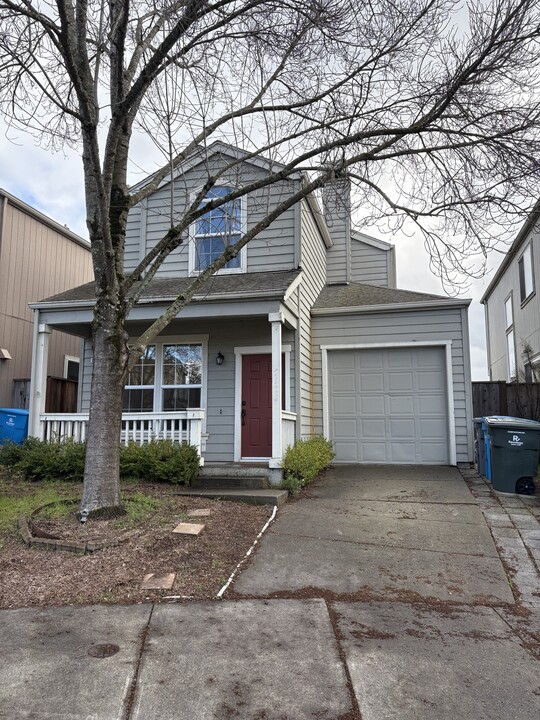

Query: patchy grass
0 469 273 609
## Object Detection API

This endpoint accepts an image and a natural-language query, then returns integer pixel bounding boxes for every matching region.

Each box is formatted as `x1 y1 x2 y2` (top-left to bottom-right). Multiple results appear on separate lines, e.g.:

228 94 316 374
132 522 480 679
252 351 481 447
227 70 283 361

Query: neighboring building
481 202 540 382
0 189 93 409
28 143 473 476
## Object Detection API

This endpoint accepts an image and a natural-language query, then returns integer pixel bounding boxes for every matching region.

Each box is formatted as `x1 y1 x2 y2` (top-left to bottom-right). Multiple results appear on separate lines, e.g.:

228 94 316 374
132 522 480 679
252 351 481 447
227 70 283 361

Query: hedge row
282 436 335 495
0 437 200 485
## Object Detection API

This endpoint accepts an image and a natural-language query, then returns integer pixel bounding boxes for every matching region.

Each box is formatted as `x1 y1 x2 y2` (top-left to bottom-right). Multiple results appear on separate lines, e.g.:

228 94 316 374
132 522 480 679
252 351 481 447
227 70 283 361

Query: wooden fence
45 377 78 414
472 381 540 421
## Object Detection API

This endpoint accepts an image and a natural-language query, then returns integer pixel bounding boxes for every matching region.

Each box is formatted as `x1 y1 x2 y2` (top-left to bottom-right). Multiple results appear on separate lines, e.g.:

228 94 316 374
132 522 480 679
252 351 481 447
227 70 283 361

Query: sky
0 121 504 381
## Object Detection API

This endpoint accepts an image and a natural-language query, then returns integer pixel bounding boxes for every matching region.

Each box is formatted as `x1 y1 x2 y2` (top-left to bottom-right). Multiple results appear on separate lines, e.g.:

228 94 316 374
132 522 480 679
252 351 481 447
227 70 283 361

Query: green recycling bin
483 416 540 495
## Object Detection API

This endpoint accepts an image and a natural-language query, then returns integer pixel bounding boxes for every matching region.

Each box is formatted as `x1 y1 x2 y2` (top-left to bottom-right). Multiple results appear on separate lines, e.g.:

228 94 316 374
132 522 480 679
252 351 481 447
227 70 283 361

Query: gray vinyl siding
298 199 328 437
79 317 295 462
80 338 93 412
484 228 540 381
124 155 299 278
350 238 393 287
312 306 473 463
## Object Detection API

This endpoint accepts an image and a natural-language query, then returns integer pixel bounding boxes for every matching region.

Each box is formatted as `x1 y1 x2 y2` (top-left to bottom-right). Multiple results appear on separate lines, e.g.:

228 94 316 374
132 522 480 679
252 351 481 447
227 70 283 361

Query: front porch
28 272 303 474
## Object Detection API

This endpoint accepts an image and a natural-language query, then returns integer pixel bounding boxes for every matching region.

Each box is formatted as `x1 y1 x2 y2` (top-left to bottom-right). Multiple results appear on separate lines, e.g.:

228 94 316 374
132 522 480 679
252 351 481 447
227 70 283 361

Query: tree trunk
79 320 129 515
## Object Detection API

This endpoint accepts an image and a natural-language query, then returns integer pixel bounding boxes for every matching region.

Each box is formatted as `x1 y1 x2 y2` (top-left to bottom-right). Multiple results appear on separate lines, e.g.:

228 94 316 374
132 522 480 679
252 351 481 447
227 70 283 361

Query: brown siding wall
0 196 93 407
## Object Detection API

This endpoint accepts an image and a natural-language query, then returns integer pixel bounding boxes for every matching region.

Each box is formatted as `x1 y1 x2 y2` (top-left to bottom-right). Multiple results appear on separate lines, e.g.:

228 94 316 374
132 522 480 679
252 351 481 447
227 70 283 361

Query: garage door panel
388 418 416 439
417 371 443 391
418 395 446 414
360 418 386 438
332 373 357 394
358 351 384 369
362 442 387 462
387 349 413 368
333 418 357 438
420 443 448 463
388 372 414 392
388 395 414 414
332 396 356 415
418 418 446 438
360 396 385 414
329 347 448 465
390 442 417 463
333 442 359 462
359 373 384 392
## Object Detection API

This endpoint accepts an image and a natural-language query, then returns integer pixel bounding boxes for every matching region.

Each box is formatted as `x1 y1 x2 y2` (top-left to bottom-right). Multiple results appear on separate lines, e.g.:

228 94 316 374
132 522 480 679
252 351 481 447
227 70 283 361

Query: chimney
323 175 351 284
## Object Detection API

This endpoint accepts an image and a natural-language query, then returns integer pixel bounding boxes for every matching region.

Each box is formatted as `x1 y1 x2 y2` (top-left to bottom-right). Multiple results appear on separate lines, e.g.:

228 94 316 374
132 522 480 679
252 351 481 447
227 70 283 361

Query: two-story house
0 189 92 410
28 143 473 479
481 201 540 382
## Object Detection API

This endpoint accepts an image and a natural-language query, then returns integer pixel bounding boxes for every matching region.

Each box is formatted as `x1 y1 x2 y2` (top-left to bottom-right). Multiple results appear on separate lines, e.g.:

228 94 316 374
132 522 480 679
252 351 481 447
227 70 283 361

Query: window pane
504 297 513 329
519 245 534 302
163 388 201 410
507 330 516 380
162 344 202 386
127 346 155 386
123 388 154 412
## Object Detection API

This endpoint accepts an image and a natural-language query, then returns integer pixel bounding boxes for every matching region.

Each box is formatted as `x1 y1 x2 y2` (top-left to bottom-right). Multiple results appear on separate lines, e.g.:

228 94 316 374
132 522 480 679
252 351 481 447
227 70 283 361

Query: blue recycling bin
0 408 29 445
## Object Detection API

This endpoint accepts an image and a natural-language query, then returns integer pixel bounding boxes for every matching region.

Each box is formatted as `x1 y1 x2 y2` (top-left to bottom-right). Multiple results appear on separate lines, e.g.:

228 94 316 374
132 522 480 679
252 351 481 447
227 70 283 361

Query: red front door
241 354 273 457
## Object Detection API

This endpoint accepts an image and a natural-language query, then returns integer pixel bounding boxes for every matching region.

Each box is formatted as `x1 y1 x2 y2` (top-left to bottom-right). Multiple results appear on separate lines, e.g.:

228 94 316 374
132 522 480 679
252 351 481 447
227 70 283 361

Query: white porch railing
282 411 297 455
39 410 205 459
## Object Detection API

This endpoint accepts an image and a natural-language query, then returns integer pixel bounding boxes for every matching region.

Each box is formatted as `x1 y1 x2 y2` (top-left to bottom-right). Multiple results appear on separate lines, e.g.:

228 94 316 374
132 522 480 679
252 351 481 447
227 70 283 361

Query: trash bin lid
0 408 29 416
483 415 540 428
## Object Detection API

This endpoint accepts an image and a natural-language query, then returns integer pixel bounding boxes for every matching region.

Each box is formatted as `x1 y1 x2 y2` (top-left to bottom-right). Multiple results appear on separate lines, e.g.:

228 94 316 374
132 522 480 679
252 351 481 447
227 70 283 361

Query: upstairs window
190 186 245 273
504 294 516 381
518 243 534 303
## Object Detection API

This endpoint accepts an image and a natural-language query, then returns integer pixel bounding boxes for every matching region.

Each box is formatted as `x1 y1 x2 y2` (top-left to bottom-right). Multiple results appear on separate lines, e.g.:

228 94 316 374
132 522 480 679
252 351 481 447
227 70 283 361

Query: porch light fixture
216 352 225 366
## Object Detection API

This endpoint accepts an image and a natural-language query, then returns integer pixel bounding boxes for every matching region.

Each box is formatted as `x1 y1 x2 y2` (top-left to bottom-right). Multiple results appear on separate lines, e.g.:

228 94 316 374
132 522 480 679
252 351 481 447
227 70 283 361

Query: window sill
520 290 536 309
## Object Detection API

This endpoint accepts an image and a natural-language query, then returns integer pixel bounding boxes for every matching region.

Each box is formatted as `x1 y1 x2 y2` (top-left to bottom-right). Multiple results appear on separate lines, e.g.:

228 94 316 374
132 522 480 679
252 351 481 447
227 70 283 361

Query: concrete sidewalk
1 465 539 719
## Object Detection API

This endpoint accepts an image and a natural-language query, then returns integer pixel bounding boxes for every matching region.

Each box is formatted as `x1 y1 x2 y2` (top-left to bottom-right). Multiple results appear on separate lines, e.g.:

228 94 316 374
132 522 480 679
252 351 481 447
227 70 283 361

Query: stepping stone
187 508 212 518
173 522 205 535
141 573 176 590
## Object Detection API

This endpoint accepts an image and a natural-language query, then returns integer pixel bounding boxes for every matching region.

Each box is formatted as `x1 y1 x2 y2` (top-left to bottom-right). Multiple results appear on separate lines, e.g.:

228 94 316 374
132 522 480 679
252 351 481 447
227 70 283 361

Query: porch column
269 312 283 468
29 316 52 438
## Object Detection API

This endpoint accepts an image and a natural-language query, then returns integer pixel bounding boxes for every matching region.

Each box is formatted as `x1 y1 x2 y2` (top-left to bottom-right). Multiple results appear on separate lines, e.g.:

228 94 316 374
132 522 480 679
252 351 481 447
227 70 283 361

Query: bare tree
1 0 540 514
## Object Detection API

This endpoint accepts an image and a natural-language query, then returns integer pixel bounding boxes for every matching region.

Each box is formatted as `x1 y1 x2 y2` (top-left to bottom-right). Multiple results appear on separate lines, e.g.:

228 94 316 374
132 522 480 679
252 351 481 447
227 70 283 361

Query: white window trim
63 355 80 380
320 341 456 466
188 187 247 276
504 293 516 382
233 344 292 462
125 335 209 431
518 242 535 304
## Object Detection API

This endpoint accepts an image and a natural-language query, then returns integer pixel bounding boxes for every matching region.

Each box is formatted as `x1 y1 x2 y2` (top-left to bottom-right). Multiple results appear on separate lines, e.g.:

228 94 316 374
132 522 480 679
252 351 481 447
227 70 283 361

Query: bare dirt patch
0 480 272 609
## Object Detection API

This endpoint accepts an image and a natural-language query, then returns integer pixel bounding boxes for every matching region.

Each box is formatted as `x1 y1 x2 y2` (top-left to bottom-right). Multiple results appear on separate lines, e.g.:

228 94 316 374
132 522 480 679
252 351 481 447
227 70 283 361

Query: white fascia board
351 229 393 251
138 141 302 193
304 189 333 248
480 200 540 304
312 299 472 316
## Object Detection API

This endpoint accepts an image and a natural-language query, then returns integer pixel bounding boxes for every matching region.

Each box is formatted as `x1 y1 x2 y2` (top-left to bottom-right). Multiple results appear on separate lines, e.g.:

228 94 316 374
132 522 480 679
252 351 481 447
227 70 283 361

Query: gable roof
32 269 302 308
351 230 393 251
480 199 540 304
312 282 470 314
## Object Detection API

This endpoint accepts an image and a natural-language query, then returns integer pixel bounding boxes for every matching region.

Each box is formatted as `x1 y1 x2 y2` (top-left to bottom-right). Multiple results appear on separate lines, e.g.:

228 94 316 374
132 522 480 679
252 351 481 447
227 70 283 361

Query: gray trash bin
483 416 540 495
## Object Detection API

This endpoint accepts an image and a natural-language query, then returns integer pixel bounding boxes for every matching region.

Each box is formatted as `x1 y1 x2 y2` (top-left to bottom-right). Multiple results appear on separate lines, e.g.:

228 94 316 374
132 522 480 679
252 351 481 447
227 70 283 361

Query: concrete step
192 476 270 490
174 488 288 506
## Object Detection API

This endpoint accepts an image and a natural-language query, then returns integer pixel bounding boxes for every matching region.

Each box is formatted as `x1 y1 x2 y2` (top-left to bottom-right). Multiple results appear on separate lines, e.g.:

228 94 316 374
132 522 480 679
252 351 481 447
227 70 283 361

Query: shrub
0 437 199 485
282 436 334 494
119 440 200 484
0 437 86 482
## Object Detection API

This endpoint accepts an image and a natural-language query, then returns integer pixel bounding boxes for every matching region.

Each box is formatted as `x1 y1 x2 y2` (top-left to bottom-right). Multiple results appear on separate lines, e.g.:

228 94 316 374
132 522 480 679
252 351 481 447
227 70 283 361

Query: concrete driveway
1 465 539 720
233 465 514 603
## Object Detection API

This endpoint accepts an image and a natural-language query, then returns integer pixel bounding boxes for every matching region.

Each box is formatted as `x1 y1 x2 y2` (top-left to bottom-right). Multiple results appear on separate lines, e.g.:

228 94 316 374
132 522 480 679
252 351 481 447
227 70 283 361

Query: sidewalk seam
121 604 154 720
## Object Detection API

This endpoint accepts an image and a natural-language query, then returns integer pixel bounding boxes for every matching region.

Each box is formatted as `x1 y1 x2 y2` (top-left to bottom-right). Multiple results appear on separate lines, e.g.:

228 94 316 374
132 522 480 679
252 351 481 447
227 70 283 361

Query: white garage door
328 347 448 464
